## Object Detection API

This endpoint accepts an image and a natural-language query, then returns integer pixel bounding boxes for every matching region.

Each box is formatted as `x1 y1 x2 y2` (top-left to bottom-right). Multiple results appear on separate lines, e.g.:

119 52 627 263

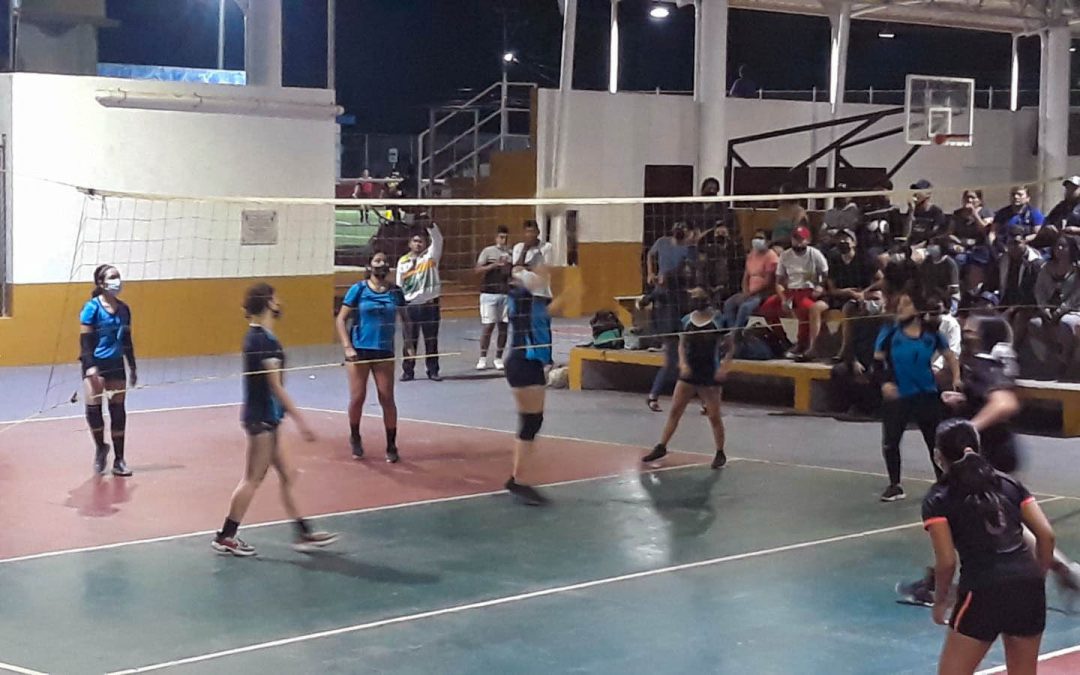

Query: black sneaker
351 436 364 460
642 444 667 464
711 449 727 469
505 478 547 506
427 373 443 382
94 445 110 475
112 458 132 477
400 372 415 382
880 484 906 502
386 445 400 464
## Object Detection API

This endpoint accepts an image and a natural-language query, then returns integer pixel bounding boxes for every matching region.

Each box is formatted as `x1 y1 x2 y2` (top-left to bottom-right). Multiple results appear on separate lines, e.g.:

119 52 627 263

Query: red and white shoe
211 536 256 557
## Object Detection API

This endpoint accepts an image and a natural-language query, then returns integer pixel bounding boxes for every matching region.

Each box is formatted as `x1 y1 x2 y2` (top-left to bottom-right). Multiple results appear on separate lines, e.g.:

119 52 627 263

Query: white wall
7 73 337 284
538 88 1042 242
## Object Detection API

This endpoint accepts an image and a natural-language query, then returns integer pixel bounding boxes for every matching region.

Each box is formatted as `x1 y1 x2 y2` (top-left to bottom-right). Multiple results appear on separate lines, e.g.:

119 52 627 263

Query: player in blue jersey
336 251 412 463
79 264 137 476
211 282 338 557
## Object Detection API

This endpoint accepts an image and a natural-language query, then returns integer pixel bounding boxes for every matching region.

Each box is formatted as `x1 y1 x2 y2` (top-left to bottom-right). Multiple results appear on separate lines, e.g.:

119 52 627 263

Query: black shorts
505 356 546 388
352 348 394 363
83 356 126 382
678 376 720 388
951 578 1046 642
243 420 281 437
982 431 1023 474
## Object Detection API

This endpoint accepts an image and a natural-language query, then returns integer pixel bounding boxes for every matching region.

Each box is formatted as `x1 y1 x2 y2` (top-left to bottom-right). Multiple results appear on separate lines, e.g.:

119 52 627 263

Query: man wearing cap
1044 177 1080 243
905 179 947 246
758 225 830 358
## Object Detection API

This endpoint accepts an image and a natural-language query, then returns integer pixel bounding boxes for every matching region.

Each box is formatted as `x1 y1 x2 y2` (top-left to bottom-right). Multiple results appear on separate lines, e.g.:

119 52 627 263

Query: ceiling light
649 5 671 19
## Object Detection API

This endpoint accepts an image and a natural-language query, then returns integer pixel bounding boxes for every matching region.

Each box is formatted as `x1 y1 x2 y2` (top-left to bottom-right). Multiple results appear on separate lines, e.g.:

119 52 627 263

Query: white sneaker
476 358 489 370
493 358 505 370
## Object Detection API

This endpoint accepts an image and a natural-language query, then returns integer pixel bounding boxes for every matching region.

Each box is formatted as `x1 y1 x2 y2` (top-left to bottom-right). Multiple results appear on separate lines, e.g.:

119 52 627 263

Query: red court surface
0 404 702 560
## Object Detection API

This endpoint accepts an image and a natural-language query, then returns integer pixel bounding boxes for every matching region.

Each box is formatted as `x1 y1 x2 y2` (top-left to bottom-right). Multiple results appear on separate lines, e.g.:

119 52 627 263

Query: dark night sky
95 0 1046 133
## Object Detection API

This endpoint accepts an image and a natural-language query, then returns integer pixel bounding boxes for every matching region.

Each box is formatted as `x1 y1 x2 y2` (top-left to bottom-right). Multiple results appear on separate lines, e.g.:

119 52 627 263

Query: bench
568 347 1080 437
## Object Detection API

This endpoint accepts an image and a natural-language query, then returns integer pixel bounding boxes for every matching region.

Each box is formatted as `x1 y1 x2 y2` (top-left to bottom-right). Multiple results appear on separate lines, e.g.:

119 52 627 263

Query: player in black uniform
211 283 338 557
923 418 1053 675
643 287 733 469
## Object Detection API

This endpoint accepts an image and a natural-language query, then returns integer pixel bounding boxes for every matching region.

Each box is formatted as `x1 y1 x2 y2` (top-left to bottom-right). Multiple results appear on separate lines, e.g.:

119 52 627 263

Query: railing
416 81 535 195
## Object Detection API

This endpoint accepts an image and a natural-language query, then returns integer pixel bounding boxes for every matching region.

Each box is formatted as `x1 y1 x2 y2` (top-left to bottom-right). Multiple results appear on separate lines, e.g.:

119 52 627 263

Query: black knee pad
86 404 104 430
108 400 127 432
518 412 544 441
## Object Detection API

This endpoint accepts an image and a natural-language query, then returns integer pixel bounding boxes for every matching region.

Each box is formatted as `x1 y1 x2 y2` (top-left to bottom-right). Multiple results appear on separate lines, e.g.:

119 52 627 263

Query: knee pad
517 412 544 441
86 404 104 429
108 400 127 431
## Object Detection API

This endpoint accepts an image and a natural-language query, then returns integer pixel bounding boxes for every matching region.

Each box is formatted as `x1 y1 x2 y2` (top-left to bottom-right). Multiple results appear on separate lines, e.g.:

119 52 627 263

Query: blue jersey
79 297 131 360
342 282 406 352
508 286 552 365
242 325 285 427
876 324 948 398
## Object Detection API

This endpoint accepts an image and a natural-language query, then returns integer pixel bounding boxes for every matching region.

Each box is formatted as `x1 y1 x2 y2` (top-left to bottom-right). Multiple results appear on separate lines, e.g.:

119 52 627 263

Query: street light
649 4 671 19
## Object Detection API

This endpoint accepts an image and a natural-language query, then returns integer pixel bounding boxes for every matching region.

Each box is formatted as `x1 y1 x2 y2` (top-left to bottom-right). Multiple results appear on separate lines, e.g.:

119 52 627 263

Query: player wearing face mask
719 230 778 330
79 264 138 476
336 252 412 463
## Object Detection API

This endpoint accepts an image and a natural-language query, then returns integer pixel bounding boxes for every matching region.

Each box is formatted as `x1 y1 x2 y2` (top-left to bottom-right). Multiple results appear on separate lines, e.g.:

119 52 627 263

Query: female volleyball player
642 287 734 470
923 418 1052 675
212 283 337 557
335 251 411 463
80 264 137 476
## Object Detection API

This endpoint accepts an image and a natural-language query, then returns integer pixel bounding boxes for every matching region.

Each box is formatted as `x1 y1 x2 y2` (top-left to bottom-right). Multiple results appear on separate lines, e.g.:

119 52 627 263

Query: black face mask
371 266 389 279
673 230 686 242
792 244 807 253
690 298 710 312
837 242 851 254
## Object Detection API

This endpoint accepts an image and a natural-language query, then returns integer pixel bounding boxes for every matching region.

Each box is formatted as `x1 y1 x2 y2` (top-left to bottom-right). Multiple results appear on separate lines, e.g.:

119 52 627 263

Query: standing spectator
729 64 759 98
951 189 993 252
475 226 513 370
721 229 778 330
805 229 874 360
905 179 947 246
925 295 962 389
919 235 961 311
1044 176 1080 244
771 186 809 251
1030 236 1080 377
822 191 862 240
697 222 743 305
353 169 377 198
397 215 444 382
860 180 902 258
759 226 829 358
690 177 728 233
512 220 555 299
829 288 888 416
992 224 1045 351
643 221 699 412
992 185 1044 250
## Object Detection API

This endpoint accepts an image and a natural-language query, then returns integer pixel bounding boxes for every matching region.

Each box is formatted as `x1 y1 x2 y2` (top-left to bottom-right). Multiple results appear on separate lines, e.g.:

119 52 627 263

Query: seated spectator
859 181 902 257
822 191 861 238
1043 176 1080 244
807 229 875 360
957 248 999 321
925 295 962 389
918 235 961 311
1030 236 1080 378
950 189 993 251
729 64 759 98
720 230 778 330
829 288 888 417
991 224 1045 350
992 185 1044 252
697 222 744 305
879 249 919 311
771 186 809 251
759 226 829 358
905 180 947 247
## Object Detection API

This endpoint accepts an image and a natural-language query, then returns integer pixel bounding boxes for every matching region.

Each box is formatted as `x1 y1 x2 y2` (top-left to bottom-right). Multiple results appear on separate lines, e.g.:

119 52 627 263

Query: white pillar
1038 23 1070 211
609 0 620 94
1010 34 1020 112
827 1 851 115
551 0 578 190
244 0 283 87
697 0 729 188
327 0 336 91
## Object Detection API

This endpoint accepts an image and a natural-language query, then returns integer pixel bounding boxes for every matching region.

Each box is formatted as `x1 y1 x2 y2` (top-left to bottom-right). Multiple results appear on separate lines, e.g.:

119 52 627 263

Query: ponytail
936 418 1004 529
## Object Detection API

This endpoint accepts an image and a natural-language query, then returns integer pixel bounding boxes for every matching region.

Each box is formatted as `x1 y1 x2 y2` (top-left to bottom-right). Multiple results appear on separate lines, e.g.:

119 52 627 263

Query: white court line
0 461 711 566
976 642 1080 674
0 401 240 426
106 519 923 674
0 662 48 675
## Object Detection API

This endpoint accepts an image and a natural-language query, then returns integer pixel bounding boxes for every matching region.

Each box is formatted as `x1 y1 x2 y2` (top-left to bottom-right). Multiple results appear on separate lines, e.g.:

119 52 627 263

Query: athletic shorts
982 432 1022 474
505 356 546 388
351 348 394 363
243 420 281 437
479 293 509 325
678 376 720 388
83 356 126 382
951 578 1046 642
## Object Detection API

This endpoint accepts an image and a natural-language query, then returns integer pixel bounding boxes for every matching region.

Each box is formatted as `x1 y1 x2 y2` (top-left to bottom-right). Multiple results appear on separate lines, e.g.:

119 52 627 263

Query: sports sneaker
642 444 667 464
476 358 489 370
211 536 256 557
711 449 727 469
505 478 548 506
293 531 339 553
880 484 906 502
351 436 364 460
112 458 132 477
896 568 935 606
493 358 505 370
94 445 110 475
386 445 400 464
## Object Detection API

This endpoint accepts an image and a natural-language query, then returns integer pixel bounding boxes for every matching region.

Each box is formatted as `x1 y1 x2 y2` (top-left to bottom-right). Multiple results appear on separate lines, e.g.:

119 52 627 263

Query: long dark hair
91 264 114 298
936 418 1003 528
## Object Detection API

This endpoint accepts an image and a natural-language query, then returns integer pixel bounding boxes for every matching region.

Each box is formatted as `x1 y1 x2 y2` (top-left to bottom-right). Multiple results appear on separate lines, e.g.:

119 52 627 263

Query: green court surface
3 461 1080 674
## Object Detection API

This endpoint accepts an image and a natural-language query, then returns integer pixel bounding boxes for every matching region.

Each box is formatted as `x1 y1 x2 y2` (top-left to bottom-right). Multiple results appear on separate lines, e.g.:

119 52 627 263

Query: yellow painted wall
550 242 642 318
0 275 334 366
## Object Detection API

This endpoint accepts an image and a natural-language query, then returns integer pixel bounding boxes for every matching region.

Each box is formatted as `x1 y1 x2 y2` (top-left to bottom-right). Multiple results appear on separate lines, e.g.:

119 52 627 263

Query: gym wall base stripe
0 275 335 367
551 242 642 318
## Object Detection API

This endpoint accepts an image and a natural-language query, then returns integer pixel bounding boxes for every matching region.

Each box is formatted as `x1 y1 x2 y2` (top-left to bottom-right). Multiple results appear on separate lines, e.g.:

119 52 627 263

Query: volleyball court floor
4 338 1080 673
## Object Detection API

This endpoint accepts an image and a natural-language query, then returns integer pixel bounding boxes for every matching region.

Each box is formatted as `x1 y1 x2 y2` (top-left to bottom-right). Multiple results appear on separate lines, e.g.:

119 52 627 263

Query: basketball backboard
905 75 975 147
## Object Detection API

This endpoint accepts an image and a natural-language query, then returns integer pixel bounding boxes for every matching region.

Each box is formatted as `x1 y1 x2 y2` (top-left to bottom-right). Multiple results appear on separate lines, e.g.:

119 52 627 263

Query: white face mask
105 279 122 295
751 238 768 252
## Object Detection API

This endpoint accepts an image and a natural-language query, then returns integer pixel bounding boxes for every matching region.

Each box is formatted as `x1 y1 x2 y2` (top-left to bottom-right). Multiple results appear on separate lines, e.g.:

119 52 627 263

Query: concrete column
609 0 620 94
1010 34 1020 112
551 0 578 190
827 1 851 115
697 0 729 188
244 0 283 87
1038 23 1070 211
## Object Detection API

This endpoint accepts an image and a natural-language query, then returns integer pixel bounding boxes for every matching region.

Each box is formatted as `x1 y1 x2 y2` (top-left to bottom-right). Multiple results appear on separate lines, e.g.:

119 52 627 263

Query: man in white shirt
397 214 444 381
758 226 829 357
511 220 553 299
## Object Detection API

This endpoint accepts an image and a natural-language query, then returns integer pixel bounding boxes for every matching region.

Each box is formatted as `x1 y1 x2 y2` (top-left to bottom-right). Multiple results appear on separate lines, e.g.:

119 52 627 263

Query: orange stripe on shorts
952 591 974 632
